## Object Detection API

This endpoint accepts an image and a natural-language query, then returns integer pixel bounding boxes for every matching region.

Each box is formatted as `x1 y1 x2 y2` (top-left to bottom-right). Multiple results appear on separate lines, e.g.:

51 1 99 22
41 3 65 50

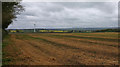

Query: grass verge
2 35 13 65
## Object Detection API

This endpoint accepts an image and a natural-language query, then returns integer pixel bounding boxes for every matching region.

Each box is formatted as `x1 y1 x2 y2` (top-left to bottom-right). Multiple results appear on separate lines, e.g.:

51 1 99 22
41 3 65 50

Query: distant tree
95 29 120 32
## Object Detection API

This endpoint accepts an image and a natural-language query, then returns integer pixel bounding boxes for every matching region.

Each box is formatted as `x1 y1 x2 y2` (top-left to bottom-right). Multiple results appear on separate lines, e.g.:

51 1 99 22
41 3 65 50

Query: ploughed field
3 32 118 65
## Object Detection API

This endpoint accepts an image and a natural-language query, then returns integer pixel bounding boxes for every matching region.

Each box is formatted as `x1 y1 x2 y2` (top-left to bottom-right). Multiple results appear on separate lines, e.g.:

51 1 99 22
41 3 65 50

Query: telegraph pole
34 24 36 32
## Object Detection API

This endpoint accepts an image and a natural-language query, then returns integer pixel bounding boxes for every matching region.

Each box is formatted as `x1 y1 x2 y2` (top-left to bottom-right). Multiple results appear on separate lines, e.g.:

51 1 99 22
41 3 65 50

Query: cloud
7 2 118 29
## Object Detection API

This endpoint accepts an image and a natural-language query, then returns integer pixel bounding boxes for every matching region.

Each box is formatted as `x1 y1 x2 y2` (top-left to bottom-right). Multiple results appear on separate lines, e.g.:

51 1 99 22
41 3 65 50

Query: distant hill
7 27 119 33
7 27 119 31
36 27 119 31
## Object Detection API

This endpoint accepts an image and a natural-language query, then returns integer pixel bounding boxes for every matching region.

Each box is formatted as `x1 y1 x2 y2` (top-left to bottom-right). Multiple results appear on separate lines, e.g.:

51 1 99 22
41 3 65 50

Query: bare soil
3 32 118 65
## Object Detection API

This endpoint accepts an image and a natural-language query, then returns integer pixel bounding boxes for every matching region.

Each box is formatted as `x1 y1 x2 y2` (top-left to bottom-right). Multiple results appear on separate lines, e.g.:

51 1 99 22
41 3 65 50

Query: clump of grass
2 35 10 48
2 34 13 65
2 34 14 48
2 51 13 65
2 58 13 65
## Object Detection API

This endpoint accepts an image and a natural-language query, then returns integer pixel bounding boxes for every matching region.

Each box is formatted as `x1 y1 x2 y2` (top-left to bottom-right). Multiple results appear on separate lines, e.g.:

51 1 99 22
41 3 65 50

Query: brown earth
3 32 118 65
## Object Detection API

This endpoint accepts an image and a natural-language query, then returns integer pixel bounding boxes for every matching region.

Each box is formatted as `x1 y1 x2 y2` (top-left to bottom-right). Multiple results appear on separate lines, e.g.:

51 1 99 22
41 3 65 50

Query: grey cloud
54 2 117 13
7 2 118 29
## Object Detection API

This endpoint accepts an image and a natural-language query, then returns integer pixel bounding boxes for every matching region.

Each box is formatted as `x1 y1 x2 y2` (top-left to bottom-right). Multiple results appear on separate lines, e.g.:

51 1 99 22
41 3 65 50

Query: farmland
2 32 118 65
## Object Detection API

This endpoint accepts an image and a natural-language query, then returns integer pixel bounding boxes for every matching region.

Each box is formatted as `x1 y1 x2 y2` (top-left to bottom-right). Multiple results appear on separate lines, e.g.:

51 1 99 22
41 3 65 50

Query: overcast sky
7 2 118 29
